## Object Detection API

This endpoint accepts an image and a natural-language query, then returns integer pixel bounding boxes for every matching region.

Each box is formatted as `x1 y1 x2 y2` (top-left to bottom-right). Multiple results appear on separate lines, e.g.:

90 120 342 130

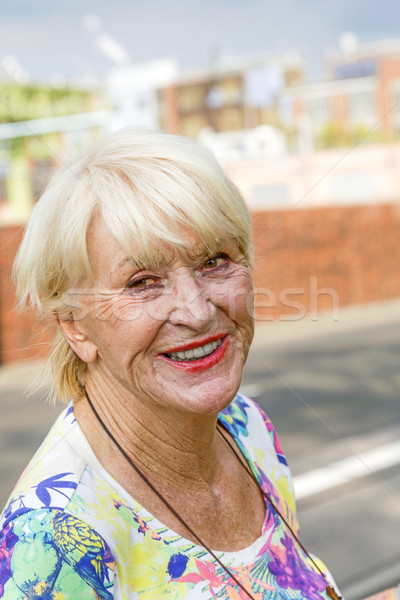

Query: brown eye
128 277 158 290
202 254 229 270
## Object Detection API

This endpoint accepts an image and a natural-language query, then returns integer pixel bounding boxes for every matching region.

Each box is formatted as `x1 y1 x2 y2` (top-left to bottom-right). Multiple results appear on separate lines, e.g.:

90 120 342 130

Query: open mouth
159 335 228 370
164 339 222 362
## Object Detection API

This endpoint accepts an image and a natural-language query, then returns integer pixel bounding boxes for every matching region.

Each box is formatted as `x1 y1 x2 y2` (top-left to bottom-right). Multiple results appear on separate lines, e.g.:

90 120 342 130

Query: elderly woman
0 129 343 600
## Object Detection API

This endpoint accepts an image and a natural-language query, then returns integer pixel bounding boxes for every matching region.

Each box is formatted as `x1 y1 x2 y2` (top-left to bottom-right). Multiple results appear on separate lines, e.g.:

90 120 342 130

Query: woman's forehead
87 216 235 277
120 236 230 270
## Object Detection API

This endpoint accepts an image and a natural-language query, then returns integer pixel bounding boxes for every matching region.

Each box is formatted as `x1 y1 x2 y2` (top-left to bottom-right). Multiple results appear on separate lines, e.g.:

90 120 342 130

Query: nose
167 269 216 330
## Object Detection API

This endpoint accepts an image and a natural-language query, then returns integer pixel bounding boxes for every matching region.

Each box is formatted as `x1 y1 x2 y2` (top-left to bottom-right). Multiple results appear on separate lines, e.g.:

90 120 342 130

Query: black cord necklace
84 390 341 600
216 423 342 600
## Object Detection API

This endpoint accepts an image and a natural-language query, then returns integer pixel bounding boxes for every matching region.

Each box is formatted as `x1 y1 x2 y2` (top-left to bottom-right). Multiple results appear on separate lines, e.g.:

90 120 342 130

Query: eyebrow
116 257 138 270
114 238 231 274
115 253 171 272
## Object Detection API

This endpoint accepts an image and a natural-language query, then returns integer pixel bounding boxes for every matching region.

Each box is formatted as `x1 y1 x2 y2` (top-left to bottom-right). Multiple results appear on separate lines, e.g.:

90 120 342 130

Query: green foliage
315 121 400 149
0 81 100 123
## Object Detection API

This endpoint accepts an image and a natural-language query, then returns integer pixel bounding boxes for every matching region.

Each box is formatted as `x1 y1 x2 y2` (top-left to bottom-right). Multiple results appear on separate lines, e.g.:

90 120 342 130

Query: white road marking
293 440 400 499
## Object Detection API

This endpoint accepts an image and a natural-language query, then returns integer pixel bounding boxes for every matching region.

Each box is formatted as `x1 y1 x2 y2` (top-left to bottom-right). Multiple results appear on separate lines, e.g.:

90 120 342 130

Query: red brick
0 204 399 363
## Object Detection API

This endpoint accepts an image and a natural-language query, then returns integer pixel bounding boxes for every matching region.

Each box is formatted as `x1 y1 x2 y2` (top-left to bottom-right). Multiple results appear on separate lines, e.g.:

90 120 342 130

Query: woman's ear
57 315 98 363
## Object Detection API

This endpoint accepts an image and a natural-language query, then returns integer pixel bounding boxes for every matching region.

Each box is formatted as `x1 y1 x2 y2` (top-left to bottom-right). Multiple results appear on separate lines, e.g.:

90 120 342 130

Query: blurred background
0 1 399 597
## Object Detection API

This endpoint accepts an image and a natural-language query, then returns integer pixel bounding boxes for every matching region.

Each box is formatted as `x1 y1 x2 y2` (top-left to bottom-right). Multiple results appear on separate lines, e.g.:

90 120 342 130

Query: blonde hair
14 128 252 402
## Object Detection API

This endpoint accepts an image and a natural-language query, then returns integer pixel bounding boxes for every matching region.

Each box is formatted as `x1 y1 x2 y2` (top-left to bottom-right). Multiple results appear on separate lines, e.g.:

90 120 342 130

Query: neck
75 370 223 492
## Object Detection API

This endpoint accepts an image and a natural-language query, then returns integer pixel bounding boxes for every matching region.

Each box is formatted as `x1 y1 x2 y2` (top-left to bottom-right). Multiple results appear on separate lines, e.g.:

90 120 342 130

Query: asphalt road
243 308 400 598
0 302 399 599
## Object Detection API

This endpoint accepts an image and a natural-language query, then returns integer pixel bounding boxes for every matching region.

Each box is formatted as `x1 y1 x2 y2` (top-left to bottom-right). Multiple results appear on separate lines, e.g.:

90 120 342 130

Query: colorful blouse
0 395 339 599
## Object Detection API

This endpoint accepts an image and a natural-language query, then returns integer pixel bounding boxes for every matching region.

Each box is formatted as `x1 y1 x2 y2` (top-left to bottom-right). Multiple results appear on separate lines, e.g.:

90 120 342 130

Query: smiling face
65 216 254 418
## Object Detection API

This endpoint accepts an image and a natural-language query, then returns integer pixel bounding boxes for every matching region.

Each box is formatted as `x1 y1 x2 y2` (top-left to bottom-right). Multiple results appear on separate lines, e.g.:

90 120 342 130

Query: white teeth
166 339 222 361
193 346 204 358
203 342 213 355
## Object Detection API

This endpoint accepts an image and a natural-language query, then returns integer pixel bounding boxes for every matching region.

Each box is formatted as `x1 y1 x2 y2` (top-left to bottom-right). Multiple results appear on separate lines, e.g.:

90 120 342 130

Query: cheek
80 304 151 358
91 294 145 323
89 294 165 331
214 272 254 323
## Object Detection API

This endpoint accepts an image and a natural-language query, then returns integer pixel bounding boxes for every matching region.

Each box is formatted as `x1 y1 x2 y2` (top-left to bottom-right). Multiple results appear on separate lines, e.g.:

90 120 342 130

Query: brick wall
0 203 399 363
0 226 50 363
251 203 400 321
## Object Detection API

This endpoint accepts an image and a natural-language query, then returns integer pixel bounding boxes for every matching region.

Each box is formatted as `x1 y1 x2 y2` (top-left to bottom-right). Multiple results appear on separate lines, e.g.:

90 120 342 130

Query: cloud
1 54 30 83
96 33 130 65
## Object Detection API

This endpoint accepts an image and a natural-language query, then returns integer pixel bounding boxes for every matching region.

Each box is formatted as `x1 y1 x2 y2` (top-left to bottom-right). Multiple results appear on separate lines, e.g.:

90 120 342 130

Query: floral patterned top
0 395 339 600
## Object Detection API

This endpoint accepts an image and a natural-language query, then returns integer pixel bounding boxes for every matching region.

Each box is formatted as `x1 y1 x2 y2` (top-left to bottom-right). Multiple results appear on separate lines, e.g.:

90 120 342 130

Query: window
213 107 244 132
347 92 377 126
177 85 206 113
335 60 376 80
180 114 209 138
305 98 332 130
219 78 242 105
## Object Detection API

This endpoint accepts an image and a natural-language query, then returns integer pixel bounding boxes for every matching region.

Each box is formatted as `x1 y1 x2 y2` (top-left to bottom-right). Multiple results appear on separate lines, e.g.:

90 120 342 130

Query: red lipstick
162 333 226 354
158 335 229 372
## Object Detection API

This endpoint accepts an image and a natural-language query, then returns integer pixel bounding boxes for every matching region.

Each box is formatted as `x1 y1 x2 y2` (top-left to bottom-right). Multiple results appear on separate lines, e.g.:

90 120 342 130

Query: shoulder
0 507 114 599
220 394 287 465
220 394 298 529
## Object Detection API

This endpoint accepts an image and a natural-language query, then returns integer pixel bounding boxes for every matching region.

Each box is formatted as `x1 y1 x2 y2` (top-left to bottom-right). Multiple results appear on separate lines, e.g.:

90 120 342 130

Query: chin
177 378 242 416
152 347 245 416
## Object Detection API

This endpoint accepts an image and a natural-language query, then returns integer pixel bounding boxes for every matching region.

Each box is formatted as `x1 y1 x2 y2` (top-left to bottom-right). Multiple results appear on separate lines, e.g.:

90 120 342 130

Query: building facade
283 38 400 150
156 38 400 154
157 51 304 138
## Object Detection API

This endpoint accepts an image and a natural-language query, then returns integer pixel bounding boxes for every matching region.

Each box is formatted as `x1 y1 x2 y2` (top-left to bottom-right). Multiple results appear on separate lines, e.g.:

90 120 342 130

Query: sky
1 0 400 86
